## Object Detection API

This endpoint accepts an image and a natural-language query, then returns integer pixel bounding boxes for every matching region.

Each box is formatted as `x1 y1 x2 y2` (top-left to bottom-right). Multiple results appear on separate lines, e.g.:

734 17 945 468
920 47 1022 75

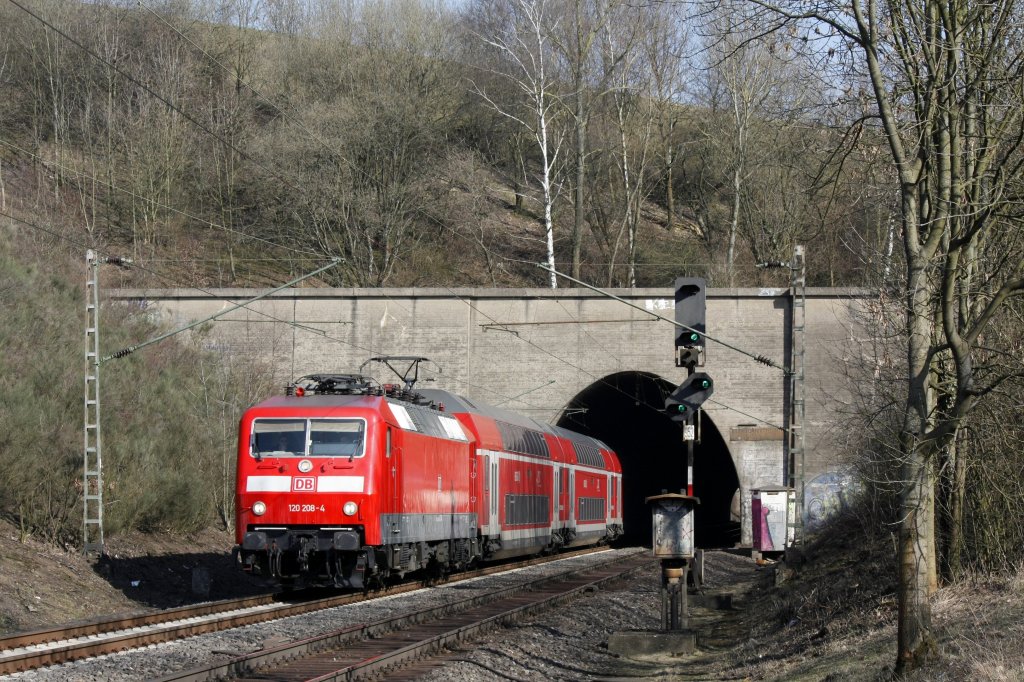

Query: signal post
658 278 714 631
609 277 711 656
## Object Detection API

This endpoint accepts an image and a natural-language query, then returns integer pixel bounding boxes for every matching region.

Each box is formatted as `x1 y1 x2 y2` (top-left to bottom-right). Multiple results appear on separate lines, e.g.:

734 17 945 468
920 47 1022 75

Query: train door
385 428 397 510
559 466 569 524
553 468 560 526
491 457 500 529
387 427 402 539
569 470 576 525
470 451 479 521
482 453 491 530
610 473 618 520
608 474 615 523
551 467 560 530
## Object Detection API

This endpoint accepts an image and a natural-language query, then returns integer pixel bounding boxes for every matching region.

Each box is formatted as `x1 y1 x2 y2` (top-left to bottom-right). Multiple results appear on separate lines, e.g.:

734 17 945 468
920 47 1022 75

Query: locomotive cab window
251 418 366 458
310 419 364 457
252 419 305 456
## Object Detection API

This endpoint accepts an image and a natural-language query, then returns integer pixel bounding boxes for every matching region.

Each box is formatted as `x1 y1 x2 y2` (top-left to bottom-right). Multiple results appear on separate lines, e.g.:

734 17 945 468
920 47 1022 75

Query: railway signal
664 372 714 421
674 277 706 368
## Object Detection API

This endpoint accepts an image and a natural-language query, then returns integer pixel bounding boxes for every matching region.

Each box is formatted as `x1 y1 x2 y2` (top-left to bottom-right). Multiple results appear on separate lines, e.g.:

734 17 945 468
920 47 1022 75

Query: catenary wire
538 262 789 373
0 139 318 258
2 206 547 408
440 285 765 429
4 0 316 210
6 201 781 429
6 1 786 428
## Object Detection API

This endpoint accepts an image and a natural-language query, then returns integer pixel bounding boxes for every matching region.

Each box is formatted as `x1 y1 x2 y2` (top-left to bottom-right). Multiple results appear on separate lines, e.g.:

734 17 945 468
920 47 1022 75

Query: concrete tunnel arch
556 371 740 548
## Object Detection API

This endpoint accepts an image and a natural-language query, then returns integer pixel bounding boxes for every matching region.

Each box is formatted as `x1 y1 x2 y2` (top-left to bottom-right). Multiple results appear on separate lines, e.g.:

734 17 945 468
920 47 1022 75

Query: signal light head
664 371 715 420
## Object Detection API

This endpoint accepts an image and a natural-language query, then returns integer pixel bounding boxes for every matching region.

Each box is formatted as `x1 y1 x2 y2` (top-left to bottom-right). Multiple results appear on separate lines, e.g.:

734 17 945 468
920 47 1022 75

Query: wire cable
136 0 362 184
1 207 343 340
441 284 787 430
538 262 789 373
3 0 785 420
0 138 318 258
3 206 552 408
4 0 312 203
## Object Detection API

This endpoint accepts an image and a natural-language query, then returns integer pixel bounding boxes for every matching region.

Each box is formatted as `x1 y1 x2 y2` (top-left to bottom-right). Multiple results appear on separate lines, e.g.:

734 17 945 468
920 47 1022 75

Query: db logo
292 477 316 492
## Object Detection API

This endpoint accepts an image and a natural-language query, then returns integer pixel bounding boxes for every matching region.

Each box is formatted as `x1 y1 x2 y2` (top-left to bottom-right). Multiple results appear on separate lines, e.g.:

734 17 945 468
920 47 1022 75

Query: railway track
156 550 654 682
0 546 623 675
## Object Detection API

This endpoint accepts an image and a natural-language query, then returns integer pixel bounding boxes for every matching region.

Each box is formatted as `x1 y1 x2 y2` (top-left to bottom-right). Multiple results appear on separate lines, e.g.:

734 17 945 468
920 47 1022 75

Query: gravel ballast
8 547 757 681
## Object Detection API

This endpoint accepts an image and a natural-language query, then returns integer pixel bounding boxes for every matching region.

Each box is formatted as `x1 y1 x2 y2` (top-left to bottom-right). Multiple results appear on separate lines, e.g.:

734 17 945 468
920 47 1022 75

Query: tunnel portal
557 371 740 548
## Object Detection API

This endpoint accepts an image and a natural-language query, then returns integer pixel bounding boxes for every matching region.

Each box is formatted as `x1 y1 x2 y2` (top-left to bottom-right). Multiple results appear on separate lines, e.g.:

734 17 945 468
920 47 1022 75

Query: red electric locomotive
235 365 623 588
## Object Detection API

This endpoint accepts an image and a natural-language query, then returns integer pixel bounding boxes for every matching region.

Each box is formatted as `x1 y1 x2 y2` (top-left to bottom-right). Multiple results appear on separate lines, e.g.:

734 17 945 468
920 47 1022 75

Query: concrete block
607 630 697 656
689 593 733 610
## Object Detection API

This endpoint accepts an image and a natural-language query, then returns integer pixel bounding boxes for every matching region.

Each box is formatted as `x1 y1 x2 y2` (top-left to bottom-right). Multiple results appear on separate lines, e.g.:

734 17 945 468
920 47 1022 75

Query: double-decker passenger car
235 373 623 588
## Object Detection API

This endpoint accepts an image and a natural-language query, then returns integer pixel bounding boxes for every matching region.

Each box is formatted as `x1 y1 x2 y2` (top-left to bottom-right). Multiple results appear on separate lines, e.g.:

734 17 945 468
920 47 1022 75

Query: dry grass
0 519 266 635
4 507 1023 682
914 567 1024 681
637 514 1024 681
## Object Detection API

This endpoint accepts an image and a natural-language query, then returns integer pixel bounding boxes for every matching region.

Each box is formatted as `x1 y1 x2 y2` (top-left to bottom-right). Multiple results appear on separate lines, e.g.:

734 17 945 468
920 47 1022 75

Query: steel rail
0 593 277 650
0 546 612 674
155 550 653 682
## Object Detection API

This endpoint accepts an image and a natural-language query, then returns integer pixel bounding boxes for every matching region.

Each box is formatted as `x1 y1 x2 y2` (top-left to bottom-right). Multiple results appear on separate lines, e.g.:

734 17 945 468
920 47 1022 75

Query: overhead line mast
83 256 340 556
758 245 806 543
83 250 132 556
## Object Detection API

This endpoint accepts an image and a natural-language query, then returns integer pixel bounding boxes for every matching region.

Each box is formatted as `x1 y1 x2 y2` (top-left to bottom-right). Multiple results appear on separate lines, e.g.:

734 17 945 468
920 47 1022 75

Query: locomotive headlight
252 501 267 516
298 459 313 473
343 501 358 516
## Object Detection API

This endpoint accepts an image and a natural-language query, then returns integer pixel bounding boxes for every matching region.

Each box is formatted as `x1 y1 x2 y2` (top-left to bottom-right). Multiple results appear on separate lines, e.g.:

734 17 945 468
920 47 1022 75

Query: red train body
235 374 623 588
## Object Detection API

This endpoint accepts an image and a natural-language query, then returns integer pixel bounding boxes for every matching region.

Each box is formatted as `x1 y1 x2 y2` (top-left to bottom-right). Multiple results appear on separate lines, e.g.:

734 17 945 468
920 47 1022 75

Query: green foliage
0 238 266 545
0 248 83 544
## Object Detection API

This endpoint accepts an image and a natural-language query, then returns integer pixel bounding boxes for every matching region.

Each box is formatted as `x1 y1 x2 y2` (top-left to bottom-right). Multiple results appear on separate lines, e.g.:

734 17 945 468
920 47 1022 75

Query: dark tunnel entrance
557 372 741 548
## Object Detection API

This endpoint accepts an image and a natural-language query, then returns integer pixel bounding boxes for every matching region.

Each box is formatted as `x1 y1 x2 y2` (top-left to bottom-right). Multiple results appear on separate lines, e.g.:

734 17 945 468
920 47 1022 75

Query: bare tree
748 0 1024 671
600 9 653 286
548 0 625 281
115 29 197 257
472 0 566 288
698 8 809 284
640 3 690 231
201 0 265 283
258 0 460 286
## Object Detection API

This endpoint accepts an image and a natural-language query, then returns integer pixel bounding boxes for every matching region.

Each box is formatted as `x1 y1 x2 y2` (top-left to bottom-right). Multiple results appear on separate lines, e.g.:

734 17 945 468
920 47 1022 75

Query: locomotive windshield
251 418 365 458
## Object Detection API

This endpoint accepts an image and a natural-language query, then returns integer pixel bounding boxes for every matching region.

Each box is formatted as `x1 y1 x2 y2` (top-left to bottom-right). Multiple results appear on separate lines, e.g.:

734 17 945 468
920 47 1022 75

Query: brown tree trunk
896 441 937 674
925 454 938 595
665 131 674 229
943 433 967 580
896 258 938 674
572 105 585 280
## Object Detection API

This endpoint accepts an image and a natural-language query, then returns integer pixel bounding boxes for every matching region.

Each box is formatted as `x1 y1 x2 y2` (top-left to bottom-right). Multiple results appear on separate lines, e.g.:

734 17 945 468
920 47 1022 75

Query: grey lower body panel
483 533 549 560
566 528 608 547
381 513 478 545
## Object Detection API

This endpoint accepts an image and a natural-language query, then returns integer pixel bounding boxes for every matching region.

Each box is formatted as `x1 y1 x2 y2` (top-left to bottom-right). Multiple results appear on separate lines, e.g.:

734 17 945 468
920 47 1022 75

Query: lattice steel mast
83 250 105 555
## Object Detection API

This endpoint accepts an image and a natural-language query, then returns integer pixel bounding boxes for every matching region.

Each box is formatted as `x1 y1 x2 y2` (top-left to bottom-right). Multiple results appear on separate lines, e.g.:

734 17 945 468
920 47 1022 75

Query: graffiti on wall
803 471 858 528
